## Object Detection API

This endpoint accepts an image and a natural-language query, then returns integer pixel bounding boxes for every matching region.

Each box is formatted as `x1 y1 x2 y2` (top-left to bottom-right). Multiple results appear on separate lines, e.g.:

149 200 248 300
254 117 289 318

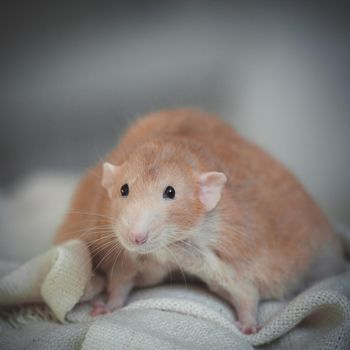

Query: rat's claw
241 325 261 335
235 321 261 335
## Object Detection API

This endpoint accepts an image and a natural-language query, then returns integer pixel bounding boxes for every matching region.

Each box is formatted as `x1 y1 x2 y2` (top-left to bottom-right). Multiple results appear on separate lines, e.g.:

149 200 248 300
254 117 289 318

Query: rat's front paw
89 295 126 317
89 300 111 316
235 320 261 335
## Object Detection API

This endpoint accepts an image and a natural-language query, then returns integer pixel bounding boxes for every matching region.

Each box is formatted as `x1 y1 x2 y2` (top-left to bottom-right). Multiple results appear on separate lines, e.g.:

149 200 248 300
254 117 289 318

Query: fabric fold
0 240 91 322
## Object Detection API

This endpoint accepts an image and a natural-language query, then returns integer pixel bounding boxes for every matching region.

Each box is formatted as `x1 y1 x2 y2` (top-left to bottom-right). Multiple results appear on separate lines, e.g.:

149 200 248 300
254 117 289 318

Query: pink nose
129 232 148 245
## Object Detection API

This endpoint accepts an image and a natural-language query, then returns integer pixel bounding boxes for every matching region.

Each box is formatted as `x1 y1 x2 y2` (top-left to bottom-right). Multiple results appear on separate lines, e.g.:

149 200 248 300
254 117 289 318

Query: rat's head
101 142 226 254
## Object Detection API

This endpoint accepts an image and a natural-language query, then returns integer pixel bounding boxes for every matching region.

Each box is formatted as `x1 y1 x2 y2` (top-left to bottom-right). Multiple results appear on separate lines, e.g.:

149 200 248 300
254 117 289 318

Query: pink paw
235 321 261 334
89 301 111 317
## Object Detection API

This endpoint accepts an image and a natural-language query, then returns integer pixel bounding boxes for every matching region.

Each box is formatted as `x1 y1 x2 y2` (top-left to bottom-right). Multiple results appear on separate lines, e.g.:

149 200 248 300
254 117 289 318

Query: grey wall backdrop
1 1 349 224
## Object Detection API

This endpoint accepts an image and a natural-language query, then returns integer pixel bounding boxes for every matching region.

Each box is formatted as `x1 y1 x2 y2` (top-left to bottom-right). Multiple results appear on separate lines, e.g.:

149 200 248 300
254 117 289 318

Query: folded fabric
0 240 91 322
1 235 350 349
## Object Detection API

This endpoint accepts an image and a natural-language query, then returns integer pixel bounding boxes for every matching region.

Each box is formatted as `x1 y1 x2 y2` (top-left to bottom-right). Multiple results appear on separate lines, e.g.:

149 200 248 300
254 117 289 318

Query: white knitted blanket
0 233 350 349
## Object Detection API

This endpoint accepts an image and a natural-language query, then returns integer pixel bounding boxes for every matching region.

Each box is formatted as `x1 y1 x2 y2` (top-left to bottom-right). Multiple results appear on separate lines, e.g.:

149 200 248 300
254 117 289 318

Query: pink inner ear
199 172 227 212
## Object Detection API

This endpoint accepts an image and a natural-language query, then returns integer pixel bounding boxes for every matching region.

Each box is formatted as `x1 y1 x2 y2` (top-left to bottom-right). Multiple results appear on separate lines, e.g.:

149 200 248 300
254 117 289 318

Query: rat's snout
128 231 149 245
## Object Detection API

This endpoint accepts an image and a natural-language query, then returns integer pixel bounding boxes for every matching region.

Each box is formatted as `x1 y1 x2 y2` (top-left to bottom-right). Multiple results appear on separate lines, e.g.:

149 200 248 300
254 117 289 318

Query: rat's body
55 109 344 333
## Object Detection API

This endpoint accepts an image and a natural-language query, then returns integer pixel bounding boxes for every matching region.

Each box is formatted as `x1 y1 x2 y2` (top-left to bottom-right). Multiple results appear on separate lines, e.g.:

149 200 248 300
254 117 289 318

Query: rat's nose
129 231 148 245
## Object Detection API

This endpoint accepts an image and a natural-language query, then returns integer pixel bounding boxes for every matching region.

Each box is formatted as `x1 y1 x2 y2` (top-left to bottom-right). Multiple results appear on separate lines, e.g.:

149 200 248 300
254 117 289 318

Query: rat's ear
198 172 227 212
101 162 120 198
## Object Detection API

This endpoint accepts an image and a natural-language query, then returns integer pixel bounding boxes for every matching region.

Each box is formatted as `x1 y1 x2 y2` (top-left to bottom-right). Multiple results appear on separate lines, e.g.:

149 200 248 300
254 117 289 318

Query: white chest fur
149 239 235 289
134 212 238 293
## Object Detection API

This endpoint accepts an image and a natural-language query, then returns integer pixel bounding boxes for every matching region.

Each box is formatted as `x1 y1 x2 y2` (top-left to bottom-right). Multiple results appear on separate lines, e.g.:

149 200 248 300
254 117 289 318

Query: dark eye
120 184 129 197
163 186 175 199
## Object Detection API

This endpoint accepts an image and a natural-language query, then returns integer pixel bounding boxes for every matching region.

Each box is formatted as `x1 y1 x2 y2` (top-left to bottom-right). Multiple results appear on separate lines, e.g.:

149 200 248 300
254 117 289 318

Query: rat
54 109 345 334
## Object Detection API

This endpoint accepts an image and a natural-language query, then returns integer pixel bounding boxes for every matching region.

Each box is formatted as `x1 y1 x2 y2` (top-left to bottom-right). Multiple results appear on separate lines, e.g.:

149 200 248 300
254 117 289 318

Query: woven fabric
1 235 350 349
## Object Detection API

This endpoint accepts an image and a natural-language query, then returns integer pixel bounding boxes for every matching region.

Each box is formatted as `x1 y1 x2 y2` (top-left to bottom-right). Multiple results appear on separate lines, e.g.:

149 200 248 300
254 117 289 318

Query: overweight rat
54 109 344 334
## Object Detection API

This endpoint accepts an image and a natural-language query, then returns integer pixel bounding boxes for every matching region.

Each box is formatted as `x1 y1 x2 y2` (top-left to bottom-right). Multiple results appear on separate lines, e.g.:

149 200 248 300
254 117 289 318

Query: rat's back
108 109 240 161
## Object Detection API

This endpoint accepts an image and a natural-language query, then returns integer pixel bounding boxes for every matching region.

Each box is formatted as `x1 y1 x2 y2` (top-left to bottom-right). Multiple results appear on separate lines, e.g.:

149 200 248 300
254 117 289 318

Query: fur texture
54 109 344 333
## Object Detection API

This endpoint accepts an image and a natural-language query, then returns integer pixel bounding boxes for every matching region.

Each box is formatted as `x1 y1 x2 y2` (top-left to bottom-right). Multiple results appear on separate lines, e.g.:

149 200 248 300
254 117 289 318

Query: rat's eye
163 186 175 199
120 184 129 197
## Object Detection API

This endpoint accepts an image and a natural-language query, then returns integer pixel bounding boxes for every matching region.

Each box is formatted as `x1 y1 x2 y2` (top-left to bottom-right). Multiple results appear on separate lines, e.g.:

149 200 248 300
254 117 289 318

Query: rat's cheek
111 218 129 243
107 203 120 225
170 201 203 232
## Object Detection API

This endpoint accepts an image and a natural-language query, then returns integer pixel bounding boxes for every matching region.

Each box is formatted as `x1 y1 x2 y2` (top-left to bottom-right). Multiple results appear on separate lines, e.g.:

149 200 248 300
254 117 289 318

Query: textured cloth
0 240 91 322
1 234 350 349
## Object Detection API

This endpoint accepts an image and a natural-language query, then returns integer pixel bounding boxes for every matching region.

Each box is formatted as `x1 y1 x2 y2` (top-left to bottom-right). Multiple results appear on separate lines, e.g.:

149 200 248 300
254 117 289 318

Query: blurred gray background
1 1 349 226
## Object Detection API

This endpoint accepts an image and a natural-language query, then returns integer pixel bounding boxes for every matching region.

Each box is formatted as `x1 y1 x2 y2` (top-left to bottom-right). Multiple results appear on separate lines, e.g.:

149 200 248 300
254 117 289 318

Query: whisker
110 244 124 278
121 248 126 269
85 235 116 248
89 239 118 259
59 223 114 239
94 244 119 272
77 228 115 239
68 209 113 221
